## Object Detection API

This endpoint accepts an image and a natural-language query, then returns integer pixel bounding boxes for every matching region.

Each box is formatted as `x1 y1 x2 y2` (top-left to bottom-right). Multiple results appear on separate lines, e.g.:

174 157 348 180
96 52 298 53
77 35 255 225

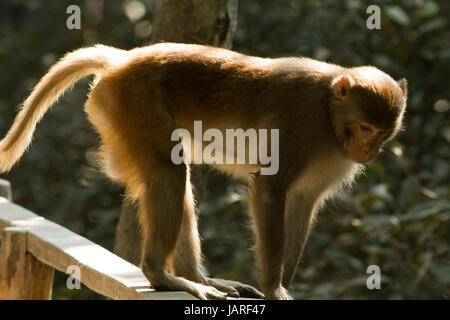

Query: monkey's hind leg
138 159 229 300
171 168 264 299
86 82 227 300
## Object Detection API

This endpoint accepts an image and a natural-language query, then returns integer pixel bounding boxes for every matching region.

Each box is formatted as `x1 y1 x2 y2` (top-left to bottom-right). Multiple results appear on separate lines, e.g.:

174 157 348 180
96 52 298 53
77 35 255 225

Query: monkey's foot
175 280 229 300
145 270 228 300
206 278 265 299
264 285 292 300
186 281 229 300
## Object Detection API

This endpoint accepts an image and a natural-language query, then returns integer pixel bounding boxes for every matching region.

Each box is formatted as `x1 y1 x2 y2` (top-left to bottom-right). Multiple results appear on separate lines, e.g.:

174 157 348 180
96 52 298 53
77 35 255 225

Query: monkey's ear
332 75 354 100
397 78 408 97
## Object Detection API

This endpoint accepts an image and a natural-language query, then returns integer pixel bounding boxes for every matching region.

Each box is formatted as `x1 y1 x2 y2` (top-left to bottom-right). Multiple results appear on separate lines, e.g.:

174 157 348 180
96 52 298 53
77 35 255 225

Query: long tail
0 44 127 173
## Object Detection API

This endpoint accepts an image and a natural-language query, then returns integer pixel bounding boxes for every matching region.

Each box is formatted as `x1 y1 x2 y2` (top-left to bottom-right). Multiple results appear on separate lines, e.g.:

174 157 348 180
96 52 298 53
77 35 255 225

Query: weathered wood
0 226 54 299
0 197 195 300
0 179 12 201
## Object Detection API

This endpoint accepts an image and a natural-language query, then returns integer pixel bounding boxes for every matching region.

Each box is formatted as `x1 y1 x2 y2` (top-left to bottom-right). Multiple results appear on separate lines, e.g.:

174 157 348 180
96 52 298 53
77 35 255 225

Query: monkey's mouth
343 142 374 164
346 148 375 164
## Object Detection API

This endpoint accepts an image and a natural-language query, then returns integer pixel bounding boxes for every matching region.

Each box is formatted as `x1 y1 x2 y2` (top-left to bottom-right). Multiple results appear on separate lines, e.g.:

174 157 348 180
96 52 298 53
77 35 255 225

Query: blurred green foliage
0 0 448 299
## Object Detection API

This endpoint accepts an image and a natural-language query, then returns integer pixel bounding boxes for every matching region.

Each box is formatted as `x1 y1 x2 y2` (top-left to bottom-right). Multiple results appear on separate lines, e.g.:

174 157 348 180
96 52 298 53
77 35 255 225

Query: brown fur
0 43 406 299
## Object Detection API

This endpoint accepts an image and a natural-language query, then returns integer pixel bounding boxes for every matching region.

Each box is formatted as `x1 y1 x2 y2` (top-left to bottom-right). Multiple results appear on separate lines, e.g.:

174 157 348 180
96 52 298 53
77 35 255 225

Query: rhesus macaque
0 43 407 300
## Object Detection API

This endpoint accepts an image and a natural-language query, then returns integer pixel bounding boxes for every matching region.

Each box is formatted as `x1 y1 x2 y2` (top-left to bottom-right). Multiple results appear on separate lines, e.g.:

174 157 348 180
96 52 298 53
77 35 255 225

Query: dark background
0 0 448 299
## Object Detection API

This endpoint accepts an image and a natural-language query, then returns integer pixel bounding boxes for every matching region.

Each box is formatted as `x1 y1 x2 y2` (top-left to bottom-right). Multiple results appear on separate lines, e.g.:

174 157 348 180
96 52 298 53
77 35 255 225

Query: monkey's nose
360 147 374 163
362 147 369 157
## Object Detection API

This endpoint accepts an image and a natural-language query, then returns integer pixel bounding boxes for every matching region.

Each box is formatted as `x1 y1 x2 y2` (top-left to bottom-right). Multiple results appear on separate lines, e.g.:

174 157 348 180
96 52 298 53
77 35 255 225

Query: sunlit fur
0 43 406 300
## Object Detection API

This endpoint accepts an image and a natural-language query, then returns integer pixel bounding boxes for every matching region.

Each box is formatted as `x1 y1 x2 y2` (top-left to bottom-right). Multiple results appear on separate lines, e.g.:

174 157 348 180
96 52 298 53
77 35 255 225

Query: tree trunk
114 0 238 266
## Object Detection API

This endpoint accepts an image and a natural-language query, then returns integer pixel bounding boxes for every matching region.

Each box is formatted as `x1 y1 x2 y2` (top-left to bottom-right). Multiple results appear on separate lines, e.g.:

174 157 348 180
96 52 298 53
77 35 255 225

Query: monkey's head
330 66 407 164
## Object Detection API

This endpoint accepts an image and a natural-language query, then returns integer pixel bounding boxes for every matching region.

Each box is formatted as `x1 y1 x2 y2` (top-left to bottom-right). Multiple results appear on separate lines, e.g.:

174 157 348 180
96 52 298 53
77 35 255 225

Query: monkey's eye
344 127 353 137
360 124 373 133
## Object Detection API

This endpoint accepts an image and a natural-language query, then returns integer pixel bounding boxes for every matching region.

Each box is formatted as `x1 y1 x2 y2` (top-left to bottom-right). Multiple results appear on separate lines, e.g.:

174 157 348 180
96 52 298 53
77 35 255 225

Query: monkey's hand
206 278 265 299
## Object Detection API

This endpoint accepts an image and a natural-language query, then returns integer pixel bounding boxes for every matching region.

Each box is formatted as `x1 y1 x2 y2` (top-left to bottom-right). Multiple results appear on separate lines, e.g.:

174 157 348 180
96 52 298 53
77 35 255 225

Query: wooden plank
0 179 12 201
0 226 54 299
0 197 39 231
0 197 196 300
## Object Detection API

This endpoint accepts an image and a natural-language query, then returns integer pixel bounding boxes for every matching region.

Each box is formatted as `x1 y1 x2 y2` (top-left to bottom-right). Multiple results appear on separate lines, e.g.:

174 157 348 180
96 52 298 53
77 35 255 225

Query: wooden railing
0 179 195 300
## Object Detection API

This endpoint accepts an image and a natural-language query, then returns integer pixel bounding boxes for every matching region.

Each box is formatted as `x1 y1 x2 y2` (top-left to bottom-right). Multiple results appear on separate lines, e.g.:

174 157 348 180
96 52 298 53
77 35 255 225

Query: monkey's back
120 43 342 130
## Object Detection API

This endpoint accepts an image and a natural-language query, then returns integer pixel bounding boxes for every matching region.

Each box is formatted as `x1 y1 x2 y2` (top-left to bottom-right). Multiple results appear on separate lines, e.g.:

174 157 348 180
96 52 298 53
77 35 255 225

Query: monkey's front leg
171 171 264 299
282 190 320 289
249 175 290 300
